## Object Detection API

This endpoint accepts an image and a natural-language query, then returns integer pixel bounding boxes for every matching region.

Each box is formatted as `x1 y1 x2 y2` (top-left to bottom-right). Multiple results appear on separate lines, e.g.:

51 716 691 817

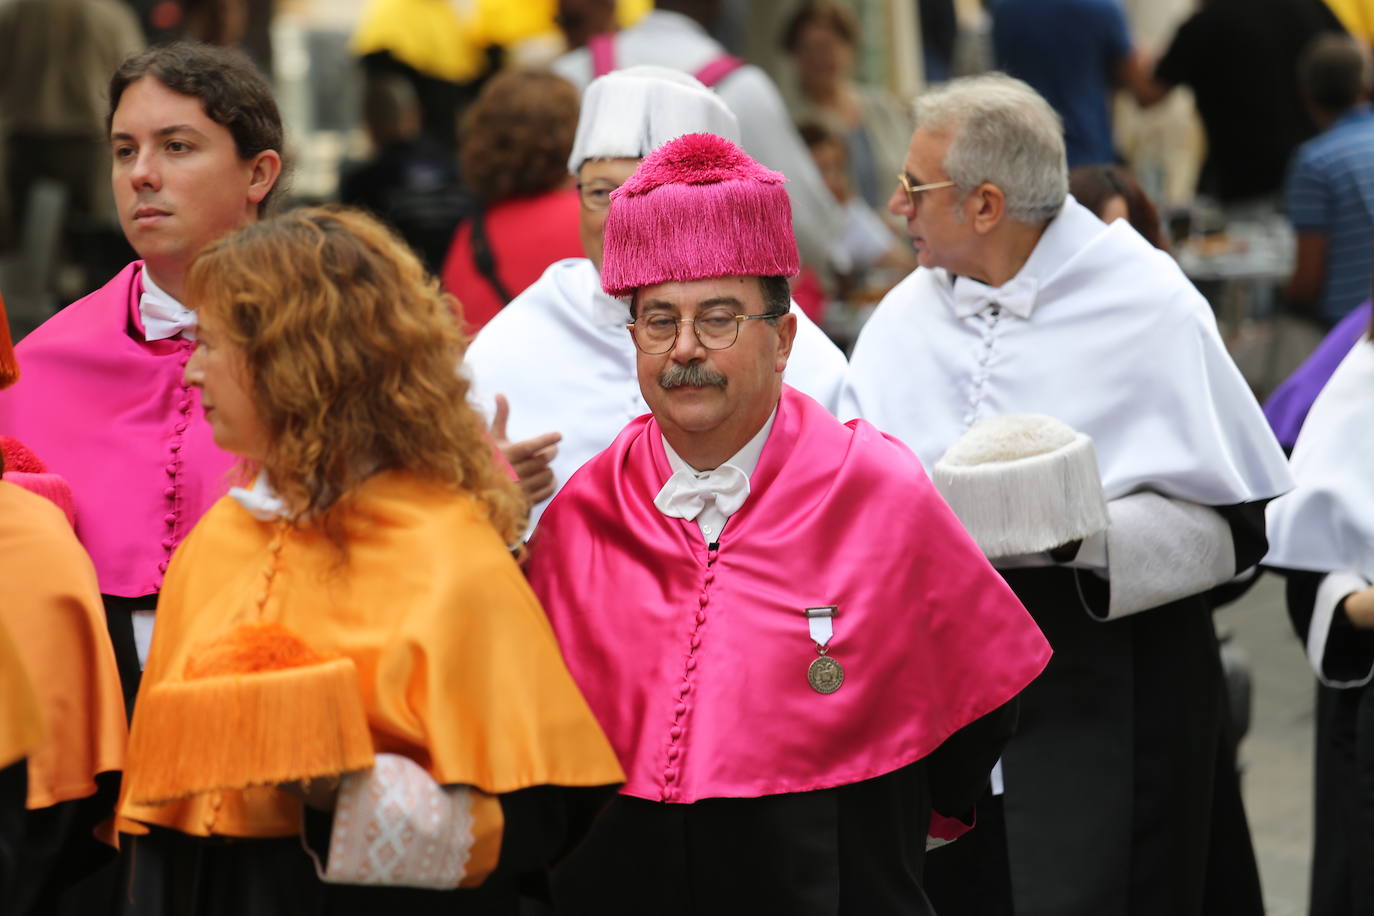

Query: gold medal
807 654 844 694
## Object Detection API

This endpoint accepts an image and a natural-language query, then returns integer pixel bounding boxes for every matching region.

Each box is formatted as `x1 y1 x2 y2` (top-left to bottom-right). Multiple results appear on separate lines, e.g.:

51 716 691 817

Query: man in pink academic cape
0 42 283 710
525 132 1052 915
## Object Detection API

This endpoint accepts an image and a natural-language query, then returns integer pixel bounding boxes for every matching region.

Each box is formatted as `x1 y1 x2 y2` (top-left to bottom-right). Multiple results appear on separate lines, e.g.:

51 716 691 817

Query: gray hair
912 73 1067 224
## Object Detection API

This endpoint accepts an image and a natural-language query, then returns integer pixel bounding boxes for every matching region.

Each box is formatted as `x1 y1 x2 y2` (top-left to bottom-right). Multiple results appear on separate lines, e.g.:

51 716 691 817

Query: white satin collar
1265 337 1374 579
229 474 289 521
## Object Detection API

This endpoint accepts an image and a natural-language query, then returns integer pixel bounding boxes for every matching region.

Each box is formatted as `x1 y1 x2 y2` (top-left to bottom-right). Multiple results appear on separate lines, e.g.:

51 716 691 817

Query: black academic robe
118 785 615 916
0 761 25 911
1280 569 1374 916
926 502 1268 916
551 701 1018 916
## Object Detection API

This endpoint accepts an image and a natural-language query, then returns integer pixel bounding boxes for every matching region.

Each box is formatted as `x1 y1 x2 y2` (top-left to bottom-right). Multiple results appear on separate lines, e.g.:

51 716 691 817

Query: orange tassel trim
125 624 375 805
0 293 19 390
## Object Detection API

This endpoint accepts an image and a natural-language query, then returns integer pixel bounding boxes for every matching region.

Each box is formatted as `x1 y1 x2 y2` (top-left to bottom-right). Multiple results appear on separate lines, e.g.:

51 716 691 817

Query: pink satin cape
0 262 235 597
527 386 1052 804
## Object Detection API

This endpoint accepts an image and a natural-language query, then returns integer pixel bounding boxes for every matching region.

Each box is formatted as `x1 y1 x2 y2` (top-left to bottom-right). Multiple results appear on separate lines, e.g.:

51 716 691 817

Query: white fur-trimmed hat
567 65 740 174
933 414 1109 559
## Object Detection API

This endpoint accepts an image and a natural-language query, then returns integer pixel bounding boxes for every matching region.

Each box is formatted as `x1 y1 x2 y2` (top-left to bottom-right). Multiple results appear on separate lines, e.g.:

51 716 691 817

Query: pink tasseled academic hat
600 132 799 298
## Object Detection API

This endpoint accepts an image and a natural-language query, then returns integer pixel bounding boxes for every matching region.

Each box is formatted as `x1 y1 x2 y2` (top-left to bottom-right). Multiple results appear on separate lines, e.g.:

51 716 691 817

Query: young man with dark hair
0 41 284 711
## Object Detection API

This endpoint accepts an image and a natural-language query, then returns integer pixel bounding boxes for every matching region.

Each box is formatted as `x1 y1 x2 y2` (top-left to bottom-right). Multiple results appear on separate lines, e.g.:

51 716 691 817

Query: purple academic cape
1264 301 1372 450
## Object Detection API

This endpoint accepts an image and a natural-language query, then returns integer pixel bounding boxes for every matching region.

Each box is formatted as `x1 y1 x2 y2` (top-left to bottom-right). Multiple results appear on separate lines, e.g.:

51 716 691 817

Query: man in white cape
465 66 848 529
842 74 1293 916
1265 321 1374 916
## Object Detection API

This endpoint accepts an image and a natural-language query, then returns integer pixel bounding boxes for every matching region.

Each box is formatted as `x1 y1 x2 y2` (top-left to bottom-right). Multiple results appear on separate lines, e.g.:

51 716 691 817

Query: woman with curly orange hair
117 206 622 915
441 69 584 333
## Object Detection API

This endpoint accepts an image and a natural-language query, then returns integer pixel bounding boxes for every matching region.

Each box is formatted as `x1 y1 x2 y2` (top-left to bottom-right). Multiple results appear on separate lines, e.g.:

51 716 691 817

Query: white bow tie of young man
653 464 751 521
951 275 1039 320
140 288 199 341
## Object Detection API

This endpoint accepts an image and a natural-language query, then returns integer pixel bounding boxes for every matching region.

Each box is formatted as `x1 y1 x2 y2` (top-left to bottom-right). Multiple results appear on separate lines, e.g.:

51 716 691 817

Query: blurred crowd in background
1 0 1371 390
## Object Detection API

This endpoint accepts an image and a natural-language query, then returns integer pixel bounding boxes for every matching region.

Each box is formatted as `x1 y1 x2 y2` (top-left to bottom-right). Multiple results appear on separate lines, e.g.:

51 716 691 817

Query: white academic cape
842 198 1292 617
1265 335 1374 684
843 198 1289 504
844 196 1292 916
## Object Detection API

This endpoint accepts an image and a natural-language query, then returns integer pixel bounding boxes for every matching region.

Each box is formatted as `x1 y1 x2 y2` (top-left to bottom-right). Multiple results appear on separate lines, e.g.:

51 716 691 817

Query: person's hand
278 774 344 811
492 394 562 505
1343 584 1374 629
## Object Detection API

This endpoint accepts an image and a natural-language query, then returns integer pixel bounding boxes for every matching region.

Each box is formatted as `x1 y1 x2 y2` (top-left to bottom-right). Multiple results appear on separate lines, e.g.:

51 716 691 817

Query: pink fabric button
685 658 697 671
663 769 676 783
157 561 168 573
675 703 687 716
165 465 178 477
698 594 709 607
704 573 715 585
174 422 188 433
178 400 192 412
678 682 690 696
695 611 706 624
164 514 177 526
690 636 701 650
160 538 175 550
169 440 182 453
163 487 176 499
670 726 682 739
667 747 680 761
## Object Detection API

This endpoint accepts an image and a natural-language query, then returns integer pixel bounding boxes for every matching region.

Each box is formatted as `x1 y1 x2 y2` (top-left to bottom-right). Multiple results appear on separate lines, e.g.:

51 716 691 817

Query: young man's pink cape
0 263 234 597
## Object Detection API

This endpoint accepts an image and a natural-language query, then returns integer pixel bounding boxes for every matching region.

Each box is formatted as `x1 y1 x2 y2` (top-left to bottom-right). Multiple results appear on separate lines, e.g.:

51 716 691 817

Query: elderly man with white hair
843 74 1292 916
465 66 847 530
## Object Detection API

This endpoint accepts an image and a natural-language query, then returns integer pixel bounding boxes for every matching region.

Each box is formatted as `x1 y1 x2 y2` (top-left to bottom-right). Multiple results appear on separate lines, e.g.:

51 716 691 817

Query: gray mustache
659 363 728 390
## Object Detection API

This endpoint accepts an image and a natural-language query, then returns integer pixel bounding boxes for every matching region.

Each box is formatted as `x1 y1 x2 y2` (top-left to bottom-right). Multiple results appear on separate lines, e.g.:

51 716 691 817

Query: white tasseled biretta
933 414 1109 559
566 65 740 174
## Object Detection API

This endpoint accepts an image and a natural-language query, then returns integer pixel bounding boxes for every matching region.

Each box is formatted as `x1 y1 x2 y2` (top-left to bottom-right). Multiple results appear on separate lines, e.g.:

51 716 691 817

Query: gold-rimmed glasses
896 173 956 209
627 308 782 354
577 181 620 211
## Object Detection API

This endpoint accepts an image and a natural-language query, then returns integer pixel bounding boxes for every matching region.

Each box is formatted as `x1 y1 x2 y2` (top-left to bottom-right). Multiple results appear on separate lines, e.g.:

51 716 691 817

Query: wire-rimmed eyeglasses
627 308 782 354
577 181 618 212
896 173 956 209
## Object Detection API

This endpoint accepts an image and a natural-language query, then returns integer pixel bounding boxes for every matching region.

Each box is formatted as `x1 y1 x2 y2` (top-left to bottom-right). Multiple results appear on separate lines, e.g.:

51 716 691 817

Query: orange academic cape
0 481 126 810
120 471 623 847
0 620 41 772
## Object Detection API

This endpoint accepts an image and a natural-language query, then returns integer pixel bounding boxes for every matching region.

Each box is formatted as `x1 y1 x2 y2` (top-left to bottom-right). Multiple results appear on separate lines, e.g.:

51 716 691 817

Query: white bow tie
654 465 751 521
140 288 198 342
951 275 1039 320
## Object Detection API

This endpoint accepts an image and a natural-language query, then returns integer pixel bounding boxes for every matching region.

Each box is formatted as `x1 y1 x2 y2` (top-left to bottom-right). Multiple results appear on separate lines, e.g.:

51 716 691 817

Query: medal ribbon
805 606 836 650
